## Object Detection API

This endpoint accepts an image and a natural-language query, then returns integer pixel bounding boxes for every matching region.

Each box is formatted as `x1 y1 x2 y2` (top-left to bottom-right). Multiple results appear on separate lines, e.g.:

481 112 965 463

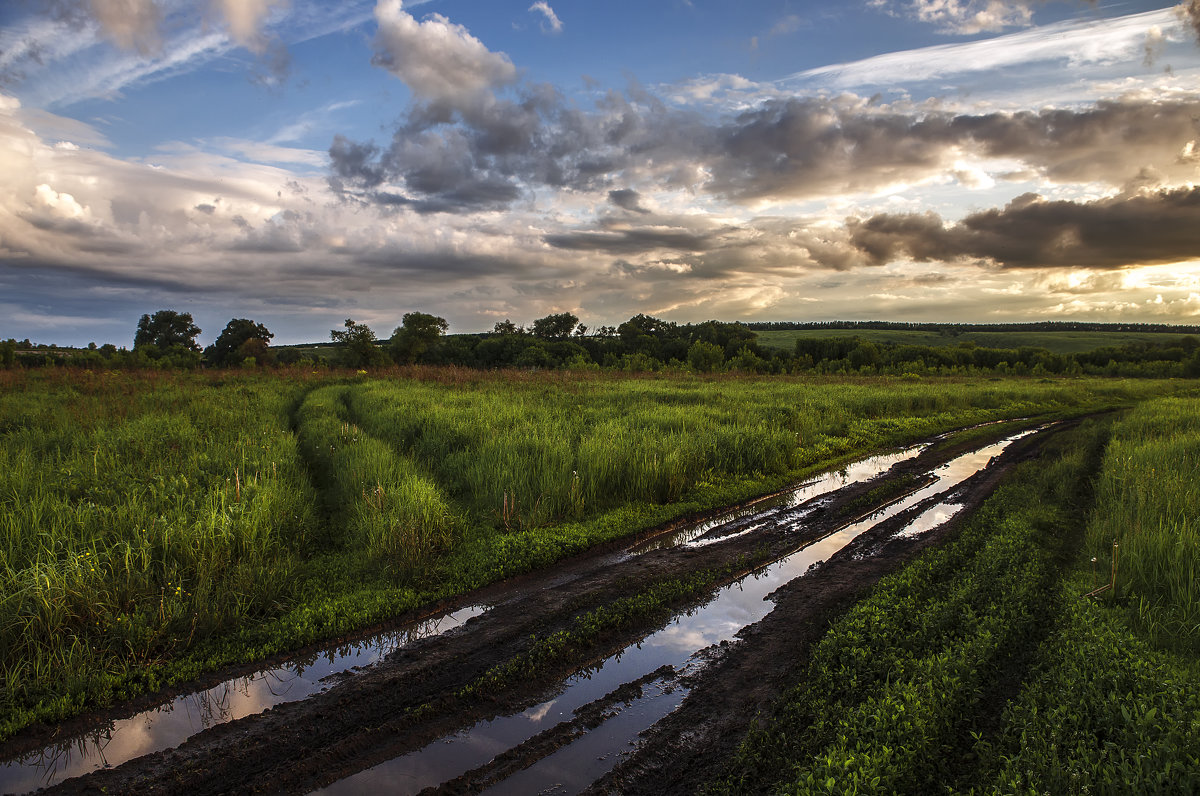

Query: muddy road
0 419 1066 795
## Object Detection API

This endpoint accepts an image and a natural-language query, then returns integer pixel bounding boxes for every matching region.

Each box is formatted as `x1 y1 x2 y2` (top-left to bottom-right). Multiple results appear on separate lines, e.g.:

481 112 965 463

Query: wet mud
0 419 1064 795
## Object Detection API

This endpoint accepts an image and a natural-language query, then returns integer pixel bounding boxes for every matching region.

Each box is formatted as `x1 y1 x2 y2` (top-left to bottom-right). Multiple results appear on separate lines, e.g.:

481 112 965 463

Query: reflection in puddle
629 445 927 554
320 428 1041 795
0 605 488 795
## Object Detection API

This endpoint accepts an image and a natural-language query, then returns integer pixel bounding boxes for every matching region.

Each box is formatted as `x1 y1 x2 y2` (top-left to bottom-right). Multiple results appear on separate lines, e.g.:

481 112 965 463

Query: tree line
4 309 1200 378
745 320 1200 334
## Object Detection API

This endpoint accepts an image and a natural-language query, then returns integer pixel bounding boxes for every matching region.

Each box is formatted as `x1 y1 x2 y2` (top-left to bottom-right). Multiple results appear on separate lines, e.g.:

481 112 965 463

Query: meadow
0 367 1171 739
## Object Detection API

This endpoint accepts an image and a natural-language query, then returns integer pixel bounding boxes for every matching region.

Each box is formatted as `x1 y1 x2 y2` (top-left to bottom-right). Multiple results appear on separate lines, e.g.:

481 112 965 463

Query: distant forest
4 313 1200 379
744 320 1200 334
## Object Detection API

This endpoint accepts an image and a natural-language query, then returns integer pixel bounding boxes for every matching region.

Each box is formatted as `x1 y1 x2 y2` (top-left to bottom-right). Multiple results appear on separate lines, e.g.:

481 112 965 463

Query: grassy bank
0 369 1178 739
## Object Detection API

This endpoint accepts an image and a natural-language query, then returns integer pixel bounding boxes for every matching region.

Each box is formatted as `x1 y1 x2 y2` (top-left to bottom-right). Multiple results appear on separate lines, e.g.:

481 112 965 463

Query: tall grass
0 368 1174 739
1086 396 1200 648
340 376 1155 532
295 386 460 569
0 371 319 723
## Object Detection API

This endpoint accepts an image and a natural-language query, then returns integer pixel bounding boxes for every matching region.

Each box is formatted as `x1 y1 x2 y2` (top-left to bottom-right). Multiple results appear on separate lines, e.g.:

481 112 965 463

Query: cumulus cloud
334 80 1200 213
372 0 518 107
847 187 1200 269
529 2 563 34
870 0 1046 34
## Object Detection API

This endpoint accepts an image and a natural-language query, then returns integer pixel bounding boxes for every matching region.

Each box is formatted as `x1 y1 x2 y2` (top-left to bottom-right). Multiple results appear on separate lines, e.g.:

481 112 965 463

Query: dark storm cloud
331 86 1200 212
545 227 715 254
328 135 385 188
707 97 1200 200
608 189 650 213
327 83 713 212
849 186 1200 269
354 248 542 283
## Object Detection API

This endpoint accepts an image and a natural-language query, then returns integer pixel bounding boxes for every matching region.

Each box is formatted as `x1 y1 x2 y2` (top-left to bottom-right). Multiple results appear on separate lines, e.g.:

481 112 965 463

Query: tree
389 312 449 364
0 339 16 369
331 318 388 368
134 310 201 351
687 340 724 373
204 318 274 366
531 312 579 340
492 319 521 335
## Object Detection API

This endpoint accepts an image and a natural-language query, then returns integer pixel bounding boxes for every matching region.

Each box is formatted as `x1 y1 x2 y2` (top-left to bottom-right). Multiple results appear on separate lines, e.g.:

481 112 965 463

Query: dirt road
2 420 1064 795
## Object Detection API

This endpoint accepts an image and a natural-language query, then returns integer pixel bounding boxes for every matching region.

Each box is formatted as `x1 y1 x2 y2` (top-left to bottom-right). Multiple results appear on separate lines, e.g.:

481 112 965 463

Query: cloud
1179 1 1200 42
529 1 563 34
847 186 1200 269
788 8 1184 91
87 0 163 55
768 14 805 36
871 0 1043 34
372 0 518 107
608 189 651 213
211 0 287 53
0 0 374 107
341 13 1200 214
706 95 1200 202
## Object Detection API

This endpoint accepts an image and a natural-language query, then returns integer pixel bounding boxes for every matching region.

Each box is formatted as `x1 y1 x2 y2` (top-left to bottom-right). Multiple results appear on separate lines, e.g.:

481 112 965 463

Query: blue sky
2 0 1200 346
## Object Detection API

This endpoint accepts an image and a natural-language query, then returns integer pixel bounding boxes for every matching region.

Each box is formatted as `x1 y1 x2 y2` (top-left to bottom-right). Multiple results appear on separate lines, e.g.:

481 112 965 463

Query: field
754 327 1196 354
0 368 1196 792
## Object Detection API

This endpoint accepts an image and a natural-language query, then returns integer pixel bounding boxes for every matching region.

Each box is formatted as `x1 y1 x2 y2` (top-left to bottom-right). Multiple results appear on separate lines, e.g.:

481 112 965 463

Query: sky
2 0 1200 346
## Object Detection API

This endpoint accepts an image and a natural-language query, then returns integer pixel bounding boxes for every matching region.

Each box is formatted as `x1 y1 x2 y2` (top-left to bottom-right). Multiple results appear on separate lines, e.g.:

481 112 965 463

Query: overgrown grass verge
1083 394 1200 651
712 419 1110 794
971 599 1200 794
0 371 1175 742
965 396 1200 794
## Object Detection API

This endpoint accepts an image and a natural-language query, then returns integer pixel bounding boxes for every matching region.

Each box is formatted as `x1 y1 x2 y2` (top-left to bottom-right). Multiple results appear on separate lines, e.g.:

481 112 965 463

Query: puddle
0 605 488 795
629 445 926 554
317 428 1041 795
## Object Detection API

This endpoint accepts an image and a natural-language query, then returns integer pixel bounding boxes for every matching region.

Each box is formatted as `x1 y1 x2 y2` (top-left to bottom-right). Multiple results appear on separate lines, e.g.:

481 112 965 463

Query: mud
0 418 1063 796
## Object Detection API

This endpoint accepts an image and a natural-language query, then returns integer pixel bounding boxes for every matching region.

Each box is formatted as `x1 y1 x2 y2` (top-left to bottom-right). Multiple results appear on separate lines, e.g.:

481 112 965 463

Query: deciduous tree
390 312 449 364
205 318 274 366
332 318 389 368
134 310 201 351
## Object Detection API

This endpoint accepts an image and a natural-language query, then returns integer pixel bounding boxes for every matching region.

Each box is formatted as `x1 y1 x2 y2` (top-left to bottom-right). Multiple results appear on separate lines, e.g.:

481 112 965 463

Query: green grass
713 397 1200 794
0 368 1177 740
755 328 1194 355
1084 395 1200 651
713 418 1109 795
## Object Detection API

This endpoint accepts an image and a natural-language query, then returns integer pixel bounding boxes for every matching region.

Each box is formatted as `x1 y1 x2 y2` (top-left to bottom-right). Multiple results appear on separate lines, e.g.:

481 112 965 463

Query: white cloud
208 137 328 167
787 8 1186 91
912 0 1033 34
372 0 518 106
529 1 564 34
2 3 373 109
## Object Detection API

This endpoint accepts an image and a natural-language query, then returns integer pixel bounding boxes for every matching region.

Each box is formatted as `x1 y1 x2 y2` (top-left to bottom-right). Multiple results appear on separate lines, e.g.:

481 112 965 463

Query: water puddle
0 605 488 795
318 428 1041 795
629 445 926 554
